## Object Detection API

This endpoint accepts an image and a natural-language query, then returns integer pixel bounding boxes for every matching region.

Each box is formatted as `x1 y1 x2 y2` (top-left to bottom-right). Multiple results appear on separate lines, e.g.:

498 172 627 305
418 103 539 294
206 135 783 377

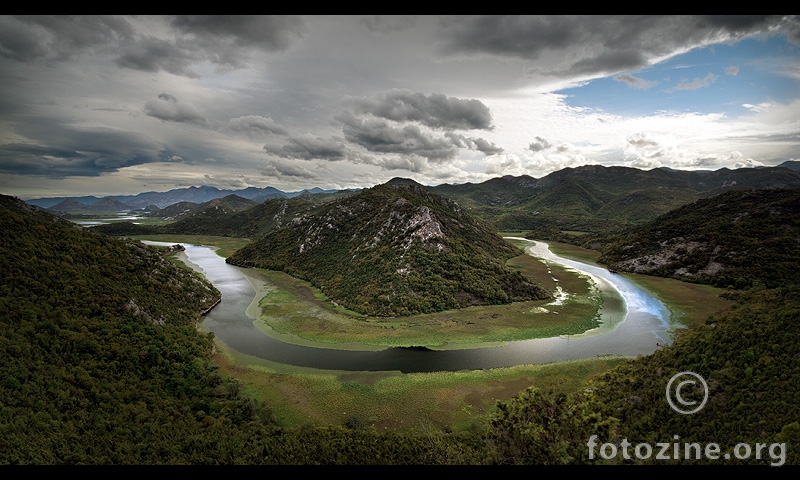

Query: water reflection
146 240 671 373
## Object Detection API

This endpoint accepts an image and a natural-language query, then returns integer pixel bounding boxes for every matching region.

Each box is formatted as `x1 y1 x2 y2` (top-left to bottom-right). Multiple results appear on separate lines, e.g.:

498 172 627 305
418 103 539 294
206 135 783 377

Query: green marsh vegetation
248 248 606 348
143 233 625 434
212 350 627 433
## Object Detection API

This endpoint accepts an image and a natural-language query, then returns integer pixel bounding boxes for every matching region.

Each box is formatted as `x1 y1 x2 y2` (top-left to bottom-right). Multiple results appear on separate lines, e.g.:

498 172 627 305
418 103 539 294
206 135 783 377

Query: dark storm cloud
115 36 202 77
0 134 156 178
0 15 306 75
168 15 306 70
436 15 788 77
354 90 493 130
171 15 305 50
0 15 134 61
261 159 320 180
143 95 205 124
360 15 418 33
228 115 288 136
567 48 649 76
263 134 348 161
337 113 457 162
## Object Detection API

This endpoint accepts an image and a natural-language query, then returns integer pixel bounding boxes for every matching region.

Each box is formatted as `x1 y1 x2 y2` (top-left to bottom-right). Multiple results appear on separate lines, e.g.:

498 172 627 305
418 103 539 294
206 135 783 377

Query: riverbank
246 251 607 348
142 235 728 432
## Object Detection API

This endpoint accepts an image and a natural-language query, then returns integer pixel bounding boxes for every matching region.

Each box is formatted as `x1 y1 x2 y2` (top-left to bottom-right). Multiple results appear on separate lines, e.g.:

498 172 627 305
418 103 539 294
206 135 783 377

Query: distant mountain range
25 161 800 213
26 185 345 210
429 162 800 232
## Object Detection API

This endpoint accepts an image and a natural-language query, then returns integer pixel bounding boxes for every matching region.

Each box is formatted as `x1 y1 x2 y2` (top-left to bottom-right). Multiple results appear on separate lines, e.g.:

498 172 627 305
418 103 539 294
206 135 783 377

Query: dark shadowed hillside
597 188 800 288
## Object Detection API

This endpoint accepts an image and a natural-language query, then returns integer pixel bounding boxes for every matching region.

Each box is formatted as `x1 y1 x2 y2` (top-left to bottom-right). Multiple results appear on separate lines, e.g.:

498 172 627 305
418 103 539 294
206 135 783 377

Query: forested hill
226 179 549 317
91 194 336 240
597 188 800 288
430 164 800 232
0 194 243 463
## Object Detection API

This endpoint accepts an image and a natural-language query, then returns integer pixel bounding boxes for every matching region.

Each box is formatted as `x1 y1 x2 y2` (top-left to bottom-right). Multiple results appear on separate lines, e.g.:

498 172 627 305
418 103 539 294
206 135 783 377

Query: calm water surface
147 240 672 373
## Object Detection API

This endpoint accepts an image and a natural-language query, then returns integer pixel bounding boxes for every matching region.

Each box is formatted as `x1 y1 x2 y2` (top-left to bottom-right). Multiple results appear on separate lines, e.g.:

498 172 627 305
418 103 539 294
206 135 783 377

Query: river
146 239 672 373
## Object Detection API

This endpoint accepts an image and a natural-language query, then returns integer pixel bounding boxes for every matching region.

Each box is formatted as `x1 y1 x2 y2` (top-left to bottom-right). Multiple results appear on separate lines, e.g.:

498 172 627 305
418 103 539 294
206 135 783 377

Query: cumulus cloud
620 131 768 170
143 95 205 124
485 154 525 176
614 73 657 90
353 90 494 130
337 113 458 162
467 136 504 155
528 136 552 152
228 115 288 135
522 142 596 175
626 132 660 148
445 133 504 154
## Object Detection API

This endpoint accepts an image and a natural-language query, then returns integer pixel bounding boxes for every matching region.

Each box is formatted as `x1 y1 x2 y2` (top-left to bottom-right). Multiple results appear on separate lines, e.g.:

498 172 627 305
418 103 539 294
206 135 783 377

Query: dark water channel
147 240 672 373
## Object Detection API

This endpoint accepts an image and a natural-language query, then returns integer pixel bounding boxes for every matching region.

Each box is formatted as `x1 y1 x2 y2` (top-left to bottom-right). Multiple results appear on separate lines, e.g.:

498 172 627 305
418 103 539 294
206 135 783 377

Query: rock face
227 179 549 317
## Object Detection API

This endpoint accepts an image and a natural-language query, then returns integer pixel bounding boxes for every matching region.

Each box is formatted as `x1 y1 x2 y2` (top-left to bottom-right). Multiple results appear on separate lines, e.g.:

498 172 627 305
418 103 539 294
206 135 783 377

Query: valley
4 164 798 464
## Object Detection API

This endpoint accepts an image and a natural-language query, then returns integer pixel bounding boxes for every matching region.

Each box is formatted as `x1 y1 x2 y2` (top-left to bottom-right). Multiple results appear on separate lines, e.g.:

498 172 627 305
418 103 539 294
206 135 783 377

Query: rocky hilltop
227 179 549 317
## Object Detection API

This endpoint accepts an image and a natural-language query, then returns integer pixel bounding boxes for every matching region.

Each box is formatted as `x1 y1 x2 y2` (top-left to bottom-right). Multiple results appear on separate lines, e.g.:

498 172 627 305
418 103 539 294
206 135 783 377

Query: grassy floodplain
246 248 605 348
212 347 627 432
131 233 731 432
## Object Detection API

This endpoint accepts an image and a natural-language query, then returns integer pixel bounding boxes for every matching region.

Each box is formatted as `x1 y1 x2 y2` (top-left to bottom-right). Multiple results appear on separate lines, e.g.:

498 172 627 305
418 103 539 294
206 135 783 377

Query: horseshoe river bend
145 238 672 373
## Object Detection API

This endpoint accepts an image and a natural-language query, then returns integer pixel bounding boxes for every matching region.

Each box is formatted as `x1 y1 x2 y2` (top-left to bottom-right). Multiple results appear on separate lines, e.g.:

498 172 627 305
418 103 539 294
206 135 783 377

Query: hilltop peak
385 177 423 187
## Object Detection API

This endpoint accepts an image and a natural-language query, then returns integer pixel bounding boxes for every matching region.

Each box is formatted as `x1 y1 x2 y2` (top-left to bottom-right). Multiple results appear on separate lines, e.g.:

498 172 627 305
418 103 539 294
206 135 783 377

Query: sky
1 15 799 199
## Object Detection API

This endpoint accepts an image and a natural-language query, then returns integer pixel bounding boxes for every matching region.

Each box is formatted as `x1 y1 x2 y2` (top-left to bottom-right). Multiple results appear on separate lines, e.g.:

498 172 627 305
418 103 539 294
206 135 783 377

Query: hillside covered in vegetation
226 180 549 317
597 188 800 289
0 195 247 462
432 164 800 233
